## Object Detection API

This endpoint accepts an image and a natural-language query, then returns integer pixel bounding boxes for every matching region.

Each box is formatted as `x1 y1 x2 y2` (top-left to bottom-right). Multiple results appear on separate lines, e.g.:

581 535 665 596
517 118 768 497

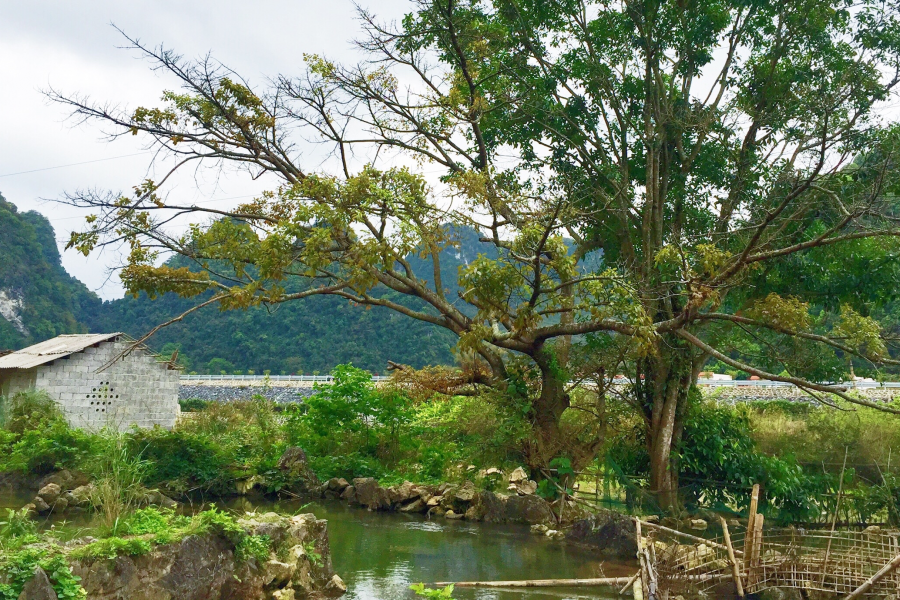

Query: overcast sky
0 1 409 299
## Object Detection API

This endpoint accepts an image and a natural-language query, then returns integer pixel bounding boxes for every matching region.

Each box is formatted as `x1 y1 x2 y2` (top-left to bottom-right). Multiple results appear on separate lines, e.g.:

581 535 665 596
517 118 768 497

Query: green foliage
303 541 322 567
0 549 85 600
69 537 153 560
410 584 455 599
0 391 91 474
235 535 271 564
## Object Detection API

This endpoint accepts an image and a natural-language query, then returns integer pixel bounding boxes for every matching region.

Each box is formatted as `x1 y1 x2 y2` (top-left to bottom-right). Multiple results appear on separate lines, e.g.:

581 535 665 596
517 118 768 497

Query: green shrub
70 537 153 560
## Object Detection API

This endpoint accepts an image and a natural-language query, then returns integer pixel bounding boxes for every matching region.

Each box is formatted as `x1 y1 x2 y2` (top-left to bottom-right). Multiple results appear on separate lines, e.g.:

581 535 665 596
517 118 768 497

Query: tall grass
83 434 149 530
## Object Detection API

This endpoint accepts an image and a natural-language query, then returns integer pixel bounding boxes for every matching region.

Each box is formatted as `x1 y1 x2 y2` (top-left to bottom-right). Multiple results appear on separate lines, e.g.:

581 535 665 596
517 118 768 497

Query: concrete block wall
0 368 37 398
33 340 180 431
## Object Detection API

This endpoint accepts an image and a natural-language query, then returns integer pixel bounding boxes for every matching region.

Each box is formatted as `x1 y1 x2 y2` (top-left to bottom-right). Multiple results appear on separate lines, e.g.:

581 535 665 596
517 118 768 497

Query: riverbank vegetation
5 364 900 527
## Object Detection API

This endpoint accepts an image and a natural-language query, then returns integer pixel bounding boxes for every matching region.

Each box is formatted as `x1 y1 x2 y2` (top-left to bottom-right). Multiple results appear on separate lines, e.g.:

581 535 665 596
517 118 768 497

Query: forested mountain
0 194 100 350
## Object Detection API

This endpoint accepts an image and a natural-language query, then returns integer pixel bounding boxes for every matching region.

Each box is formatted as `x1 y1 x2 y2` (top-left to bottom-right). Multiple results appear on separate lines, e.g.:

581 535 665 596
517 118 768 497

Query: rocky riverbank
13 512 345 600
179 385 317 403
318 474 637 559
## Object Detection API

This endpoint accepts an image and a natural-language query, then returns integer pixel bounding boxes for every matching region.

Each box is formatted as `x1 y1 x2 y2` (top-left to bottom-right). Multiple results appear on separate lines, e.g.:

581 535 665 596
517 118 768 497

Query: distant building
0 333 180 430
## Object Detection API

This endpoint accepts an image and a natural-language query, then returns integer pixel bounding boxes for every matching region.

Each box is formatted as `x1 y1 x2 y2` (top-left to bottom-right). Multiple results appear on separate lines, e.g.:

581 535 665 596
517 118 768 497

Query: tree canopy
53 0 900 505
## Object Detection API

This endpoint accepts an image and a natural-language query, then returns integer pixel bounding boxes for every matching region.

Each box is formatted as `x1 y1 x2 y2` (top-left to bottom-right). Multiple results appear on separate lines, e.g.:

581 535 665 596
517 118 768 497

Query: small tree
52 0 900 506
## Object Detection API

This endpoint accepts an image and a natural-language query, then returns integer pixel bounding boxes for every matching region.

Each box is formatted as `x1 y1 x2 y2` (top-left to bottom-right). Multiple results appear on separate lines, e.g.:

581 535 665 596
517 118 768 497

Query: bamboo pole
618 571 640 596
432 577 637 588
636 519 649 600
744 484 760 572
720 517 745 598
632 578 644 600
843 552 900 600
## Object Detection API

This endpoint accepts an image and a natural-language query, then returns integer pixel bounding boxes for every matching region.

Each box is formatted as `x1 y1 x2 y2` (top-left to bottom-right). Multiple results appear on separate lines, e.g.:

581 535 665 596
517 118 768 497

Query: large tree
54 0 900 507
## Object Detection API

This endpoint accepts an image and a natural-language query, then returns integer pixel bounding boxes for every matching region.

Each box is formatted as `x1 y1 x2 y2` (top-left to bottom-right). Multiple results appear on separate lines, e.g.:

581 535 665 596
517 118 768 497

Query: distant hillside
0 194 100 350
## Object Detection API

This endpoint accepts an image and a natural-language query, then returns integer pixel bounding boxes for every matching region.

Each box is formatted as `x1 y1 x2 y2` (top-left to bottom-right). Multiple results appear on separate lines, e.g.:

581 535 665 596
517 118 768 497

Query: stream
1 490 635 600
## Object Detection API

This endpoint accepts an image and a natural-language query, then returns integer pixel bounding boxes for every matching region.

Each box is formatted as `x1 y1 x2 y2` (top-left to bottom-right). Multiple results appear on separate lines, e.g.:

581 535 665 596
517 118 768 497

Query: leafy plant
410 583 455 599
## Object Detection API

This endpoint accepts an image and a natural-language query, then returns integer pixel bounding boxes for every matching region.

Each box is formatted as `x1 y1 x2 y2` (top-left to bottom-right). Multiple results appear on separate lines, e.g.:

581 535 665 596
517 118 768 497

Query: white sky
0 0 409 299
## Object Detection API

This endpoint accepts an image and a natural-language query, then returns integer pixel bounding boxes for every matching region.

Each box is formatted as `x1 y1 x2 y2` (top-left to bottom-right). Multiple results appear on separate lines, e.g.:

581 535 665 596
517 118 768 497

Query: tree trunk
637 338 695 511
523 346 572 475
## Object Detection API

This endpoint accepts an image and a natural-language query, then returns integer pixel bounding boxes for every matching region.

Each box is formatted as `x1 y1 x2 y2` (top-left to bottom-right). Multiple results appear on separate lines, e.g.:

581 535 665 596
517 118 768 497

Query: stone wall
32 340 180 431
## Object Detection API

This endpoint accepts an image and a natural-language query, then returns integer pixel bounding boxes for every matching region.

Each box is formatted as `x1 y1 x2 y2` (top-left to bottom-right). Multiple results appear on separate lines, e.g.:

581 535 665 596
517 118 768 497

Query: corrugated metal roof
0 333 123 370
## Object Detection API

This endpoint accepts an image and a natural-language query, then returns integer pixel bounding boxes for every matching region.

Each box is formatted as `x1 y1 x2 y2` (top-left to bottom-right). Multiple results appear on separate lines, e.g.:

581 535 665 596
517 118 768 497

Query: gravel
179 385 317 404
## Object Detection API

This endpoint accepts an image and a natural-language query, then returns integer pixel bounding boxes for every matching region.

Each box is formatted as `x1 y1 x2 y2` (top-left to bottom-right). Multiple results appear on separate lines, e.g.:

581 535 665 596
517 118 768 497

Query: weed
70 537 153 561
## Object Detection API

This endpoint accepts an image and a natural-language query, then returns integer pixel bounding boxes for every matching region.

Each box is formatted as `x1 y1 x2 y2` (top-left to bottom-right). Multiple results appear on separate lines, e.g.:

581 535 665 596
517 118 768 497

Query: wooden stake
843 552 900 599
720 517 745 598
744 484 760 572
748 514 764 590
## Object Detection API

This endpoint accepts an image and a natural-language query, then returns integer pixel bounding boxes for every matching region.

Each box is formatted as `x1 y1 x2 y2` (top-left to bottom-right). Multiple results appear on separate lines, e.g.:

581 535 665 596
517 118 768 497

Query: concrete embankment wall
179 376 900 403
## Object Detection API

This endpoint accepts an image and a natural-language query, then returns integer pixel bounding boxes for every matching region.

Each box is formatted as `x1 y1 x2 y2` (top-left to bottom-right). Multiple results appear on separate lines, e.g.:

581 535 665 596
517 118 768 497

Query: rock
146 490 178 509
567 509 638 558
31 496 50 514
38 469 89 493
326 478 350 492
531 524 549 535
388 481 419 504
445 510 464 520
352 478 390 510
52 497 68 513
515 480 538 496
18 567 57 600
864 525 882 533
430 506 446 517
37 483 61 505
689 519 708 531
505 494 554 525
545 529 566 540
70 484 93 507
264 560 295 587
473 491 508 523
340 485 357 504
400 498 426 513
480 467 502 477
509 467 529 484
464 505 482 521
324 574 347 597
426 495 443 507
22 503 36 518
70 511 341 600
455 481 476 502
644 515 660 523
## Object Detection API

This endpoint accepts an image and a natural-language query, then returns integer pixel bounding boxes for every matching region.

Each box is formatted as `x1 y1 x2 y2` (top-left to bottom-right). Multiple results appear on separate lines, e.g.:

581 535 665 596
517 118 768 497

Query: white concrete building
0 333 180 430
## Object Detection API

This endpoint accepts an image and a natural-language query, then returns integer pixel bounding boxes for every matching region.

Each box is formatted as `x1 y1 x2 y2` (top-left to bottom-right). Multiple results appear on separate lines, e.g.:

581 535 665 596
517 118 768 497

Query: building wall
0 368 37 398
33 340 180 431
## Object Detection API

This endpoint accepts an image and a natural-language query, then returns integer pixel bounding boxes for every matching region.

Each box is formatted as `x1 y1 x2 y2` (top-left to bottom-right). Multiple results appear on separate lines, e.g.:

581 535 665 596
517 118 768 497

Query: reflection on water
239 498 633 600
0 489 633 600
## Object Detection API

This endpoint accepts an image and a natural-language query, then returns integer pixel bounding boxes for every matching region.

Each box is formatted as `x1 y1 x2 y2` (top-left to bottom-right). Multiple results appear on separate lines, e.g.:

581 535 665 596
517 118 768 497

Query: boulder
352 478 390 510
509 467 529 484
473 491 508 523
426 496 442 508
146 490 178 509
324 574 347 597
326 478 350 492
69 484 93 507
31 496 50 514
400 498 426 513
37 483 61 505
387 481 419 504
52 497 68 513
531 524 549 535
567 509 637 558
38 469 90 493
70 512 342 600
505 494 554 525
340 485 357 504
454 481 476 502
18 567 57 600
444 510 464 520
689 519 708 531
515 480 538 496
